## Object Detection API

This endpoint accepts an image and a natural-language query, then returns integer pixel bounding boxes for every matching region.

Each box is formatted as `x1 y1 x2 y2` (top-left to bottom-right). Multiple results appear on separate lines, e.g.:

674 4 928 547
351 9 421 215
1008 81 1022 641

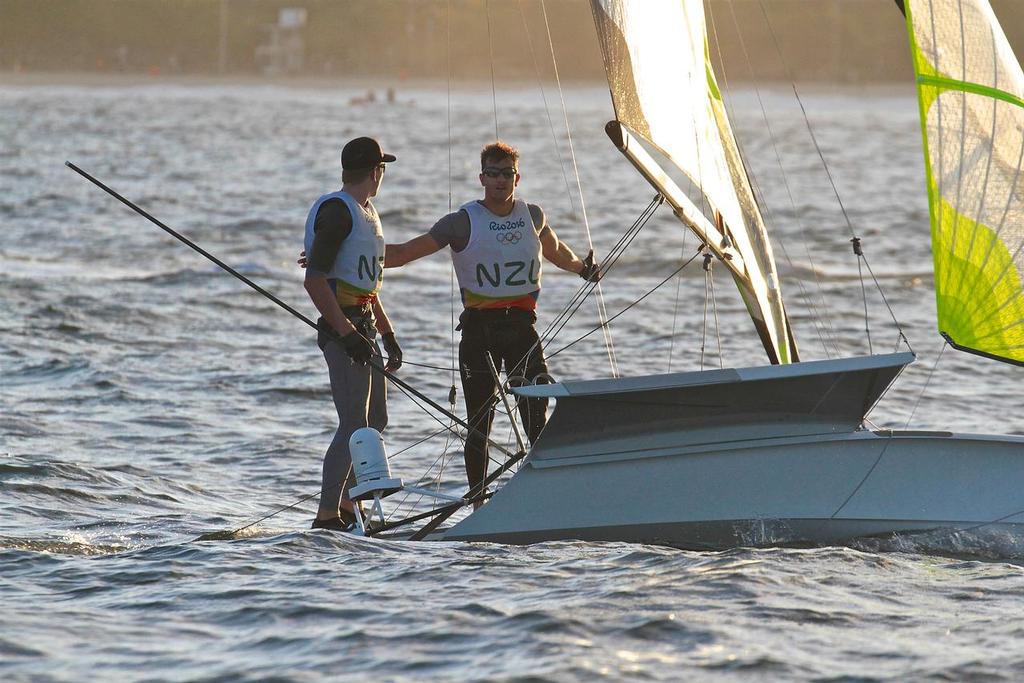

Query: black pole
65 161 515 458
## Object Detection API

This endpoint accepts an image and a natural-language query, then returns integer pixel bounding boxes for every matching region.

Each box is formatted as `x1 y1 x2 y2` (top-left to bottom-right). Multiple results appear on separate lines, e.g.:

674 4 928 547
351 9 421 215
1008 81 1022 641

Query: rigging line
757 5 885 354
485 15 663 386
546 194 662 335
538 216 637 345
829 433 895 521
541 198 657 351
957 506 1024 535
210 467 349 539
546 249 703 361
709 3 833 362
367 447 527 538
668 228 688 372
829 356 917 521
484 0 499 140
517 0 578 215
700 253 710 370
540 201 651 345
857 253 873 355
398 359 457 372
447 0 458 402
858 252 913 354
384 426 460 523
710 258 723 368
63 162 517 458
683 6 711 370
538 194 661 348
904 339 947 430
384 377 464 445
729 1 843 357
391 378 515 472
539 0 618 377
393 378 507 473
540 196 661 349
492 194 661 399
205 409 462 536
384 431 459 523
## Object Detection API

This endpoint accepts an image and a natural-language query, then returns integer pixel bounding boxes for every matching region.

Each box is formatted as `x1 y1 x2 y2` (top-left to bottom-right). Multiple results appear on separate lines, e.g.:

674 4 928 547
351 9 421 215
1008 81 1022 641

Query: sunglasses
377 163 387 172
482 167 517 179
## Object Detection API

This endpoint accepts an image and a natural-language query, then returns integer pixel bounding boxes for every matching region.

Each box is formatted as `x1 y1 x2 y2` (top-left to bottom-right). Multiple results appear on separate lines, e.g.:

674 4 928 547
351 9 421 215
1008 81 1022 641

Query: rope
484 0 499 140
668 229 688 372
539 0 618 377
204 414 463 538
447 0 458 408
904 340 947 429
856 241 873 354
757 1 915 357
713 1 841 358
540 194 662 350
517 0 579 217
700 252 711 370
546 247 703 361
710 256 724 368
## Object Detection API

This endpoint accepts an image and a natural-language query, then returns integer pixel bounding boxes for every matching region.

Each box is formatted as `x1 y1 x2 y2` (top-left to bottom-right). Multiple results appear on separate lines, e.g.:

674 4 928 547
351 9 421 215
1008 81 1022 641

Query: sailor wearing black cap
384 141 601 501
303 136 402 531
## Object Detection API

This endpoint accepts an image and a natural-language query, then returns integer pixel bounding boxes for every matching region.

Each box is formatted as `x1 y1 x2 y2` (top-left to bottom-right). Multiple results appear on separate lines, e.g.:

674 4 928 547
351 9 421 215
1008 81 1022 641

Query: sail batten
905 0 1024 366
591 0 796 364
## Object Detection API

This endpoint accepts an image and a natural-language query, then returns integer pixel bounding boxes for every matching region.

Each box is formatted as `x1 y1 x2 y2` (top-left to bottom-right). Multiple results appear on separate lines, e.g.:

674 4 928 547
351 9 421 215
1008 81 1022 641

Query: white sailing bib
452 199 542 303
303 190 385 296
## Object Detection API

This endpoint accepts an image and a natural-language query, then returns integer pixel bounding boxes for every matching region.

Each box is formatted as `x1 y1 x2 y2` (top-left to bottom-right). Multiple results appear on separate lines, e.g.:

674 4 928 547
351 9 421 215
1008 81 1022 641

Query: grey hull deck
441 353 1024 549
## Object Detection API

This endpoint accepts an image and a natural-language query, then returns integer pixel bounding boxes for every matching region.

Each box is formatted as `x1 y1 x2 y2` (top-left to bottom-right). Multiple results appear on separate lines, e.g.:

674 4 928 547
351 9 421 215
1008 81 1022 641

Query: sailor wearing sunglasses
385 141 601 499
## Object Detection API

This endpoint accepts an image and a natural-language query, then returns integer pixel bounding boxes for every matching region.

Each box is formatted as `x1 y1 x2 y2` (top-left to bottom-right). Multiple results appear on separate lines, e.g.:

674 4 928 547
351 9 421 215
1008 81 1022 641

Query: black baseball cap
341 137 396 170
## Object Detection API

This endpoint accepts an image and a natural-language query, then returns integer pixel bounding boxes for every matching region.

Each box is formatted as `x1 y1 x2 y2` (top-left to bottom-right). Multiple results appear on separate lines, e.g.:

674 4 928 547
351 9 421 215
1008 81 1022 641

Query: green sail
905 0 1024 365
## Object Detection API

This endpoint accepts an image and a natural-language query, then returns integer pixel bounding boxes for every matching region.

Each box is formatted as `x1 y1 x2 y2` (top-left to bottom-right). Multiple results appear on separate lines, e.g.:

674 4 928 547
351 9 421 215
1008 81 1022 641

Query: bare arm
385 233 443 268
540 226 586 275
372 298 393 335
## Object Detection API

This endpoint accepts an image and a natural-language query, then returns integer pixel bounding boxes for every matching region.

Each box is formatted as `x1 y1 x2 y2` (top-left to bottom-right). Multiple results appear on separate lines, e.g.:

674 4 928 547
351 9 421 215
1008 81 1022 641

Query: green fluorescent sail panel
906 0 1024 365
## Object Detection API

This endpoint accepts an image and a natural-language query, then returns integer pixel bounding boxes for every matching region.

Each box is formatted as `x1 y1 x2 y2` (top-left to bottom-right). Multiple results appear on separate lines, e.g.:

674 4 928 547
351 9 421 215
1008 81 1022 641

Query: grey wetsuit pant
318 338 387 518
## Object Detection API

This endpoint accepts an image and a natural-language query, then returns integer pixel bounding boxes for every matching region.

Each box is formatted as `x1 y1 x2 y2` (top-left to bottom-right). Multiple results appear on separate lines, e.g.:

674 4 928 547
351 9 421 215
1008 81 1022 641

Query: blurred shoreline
8 1 1023 86
0 70 920 98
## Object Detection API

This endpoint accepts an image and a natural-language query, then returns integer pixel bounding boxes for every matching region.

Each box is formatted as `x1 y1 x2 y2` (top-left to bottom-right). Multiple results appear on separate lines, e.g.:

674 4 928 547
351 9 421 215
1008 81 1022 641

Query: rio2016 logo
496 231 522 245
489 217 526 231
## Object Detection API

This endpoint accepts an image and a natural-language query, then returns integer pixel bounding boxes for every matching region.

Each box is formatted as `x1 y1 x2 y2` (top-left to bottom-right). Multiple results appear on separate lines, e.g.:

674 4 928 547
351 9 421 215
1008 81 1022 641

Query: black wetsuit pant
458 308 549 494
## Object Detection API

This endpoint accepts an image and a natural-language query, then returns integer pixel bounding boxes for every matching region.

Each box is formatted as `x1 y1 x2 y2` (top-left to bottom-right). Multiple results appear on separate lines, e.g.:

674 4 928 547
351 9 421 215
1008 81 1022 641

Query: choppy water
3 79 1024 681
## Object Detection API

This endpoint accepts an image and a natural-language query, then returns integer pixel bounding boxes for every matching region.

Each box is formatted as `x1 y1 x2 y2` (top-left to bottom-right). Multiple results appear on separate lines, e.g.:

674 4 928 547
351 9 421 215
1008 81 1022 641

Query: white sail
904 0 1024 366
591 0 796 364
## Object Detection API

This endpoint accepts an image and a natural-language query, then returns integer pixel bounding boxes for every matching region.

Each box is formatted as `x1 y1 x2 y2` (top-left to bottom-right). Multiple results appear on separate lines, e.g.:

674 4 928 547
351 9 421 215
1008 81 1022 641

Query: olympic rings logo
496 230 522 245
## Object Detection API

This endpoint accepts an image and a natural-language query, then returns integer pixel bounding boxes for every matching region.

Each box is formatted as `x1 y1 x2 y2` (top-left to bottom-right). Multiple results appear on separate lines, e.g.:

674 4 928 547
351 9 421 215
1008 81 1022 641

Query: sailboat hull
443 430 1024 549
441 354 1024 549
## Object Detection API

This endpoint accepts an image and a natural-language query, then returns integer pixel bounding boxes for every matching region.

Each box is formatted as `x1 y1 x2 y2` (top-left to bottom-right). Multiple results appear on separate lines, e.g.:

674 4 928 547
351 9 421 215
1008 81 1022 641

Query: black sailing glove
341 330 374 366
381 332 403 372
579 249 602 282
